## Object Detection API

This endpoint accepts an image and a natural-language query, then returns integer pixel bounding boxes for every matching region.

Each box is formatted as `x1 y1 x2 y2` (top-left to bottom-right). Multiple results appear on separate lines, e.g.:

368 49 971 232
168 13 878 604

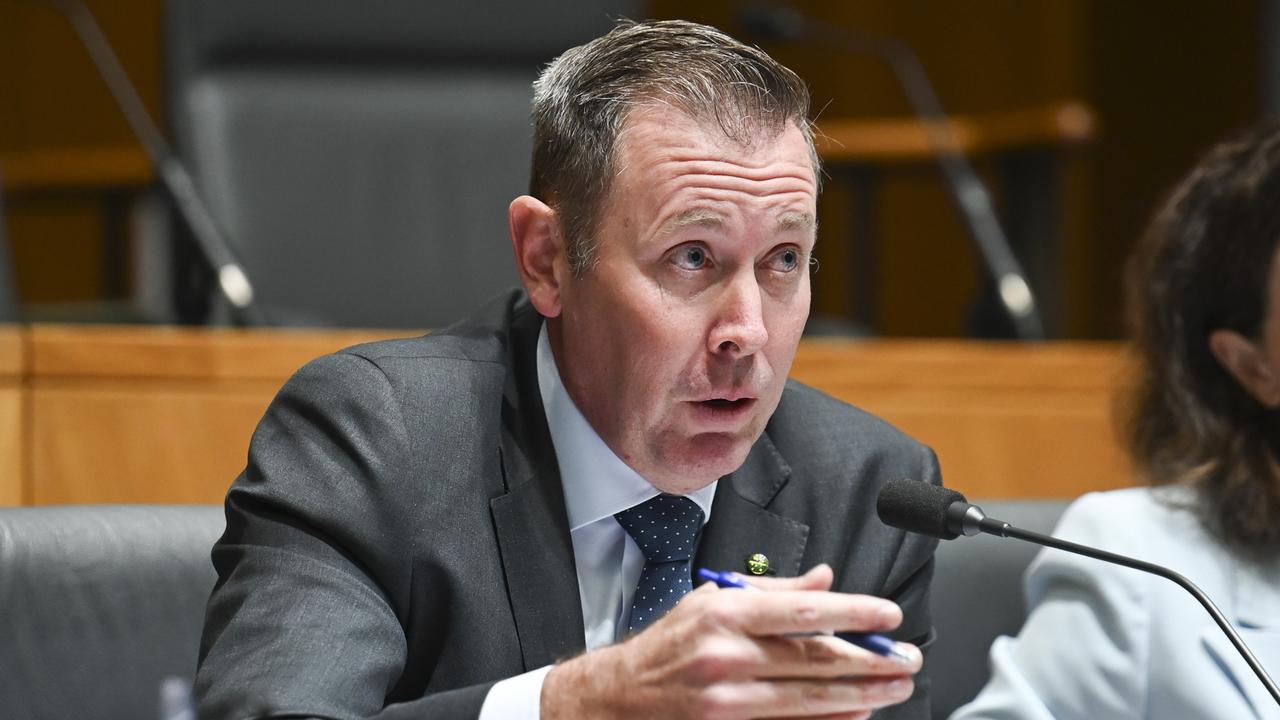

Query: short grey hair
529 19 820 276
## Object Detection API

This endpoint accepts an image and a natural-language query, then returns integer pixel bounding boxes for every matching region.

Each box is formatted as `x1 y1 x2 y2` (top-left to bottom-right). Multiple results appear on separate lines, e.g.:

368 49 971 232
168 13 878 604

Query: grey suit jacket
196 288 942 719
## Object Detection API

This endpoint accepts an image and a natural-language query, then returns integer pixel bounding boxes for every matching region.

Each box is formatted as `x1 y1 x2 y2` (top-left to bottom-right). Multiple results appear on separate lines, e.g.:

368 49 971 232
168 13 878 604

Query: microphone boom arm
742 5 1046 339
814 24 1044 340
46 0 264 324
878 479 1280 706
971 506 1280 706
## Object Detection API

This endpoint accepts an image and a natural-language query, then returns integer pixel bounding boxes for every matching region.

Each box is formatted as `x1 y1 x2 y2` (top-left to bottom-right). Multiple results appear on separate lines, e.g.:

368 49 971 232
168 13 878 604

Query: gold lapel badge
745 553 770 575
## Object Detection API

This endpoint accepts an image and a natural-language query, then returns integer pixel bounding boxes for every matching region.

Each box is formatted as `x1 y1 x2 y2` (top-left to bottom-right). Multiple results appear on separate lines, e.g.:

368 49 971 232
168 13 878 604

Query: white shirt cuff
477 665 553 720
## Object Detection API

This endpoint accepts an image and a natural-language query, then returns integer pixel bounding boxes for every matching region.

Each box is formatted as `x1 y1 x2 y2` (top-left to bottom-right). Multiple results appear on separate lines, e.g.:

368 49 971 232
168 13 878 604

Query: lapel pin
745 553 770 575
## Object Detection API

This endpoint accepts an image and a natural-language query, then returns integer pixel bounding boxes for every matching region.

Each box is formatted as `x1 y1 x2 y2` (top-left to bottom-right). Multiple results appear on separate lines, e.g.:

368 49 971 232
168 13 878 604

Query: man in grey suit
196 19 941 720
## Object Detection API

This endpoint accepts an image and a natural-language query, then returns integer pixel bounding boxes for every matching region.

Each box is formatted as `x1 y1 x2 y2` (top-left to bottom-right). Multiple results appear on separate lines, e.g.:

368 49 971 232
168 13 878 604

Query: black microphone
876 478 1280 706
741 4 1045 341
35 0 265 325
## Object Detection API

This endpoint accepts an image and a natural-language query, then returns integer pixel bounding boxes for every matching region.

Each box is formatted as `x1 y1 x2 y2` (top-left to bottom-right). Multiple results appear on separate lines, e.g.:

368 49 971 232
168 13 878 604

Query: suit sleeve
195 352 497 720
873 444 942 720
948 494 1150 720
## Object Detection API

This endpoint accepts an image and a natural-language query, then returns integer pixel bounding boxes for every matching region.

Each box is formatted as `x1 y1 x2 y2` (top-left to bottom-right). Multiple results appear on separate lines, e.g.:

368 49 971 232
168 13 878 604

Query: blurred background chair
0 185 19 322
928 498 1069 720
0 505 223 720
3 1 1270 338
159 0 639 327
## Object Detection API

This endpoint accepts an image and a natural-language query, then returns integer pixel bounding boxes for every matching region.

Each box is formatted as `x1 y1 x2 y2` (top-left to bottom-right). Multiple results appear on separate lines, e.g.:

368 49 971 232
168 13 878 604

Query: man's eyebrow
655 210 816 238
776 212 817 233
655 209 726 238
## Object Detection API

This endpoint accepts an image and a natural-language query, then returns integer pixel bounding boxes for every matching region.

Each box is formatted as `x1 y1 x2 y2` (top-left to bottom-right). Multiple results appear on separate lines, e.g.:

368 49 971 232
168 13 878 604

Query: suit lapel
1234 557 1280 632
489 305 585 670
695 432 810 579
1199 625 1280 719
1198 559 1280 719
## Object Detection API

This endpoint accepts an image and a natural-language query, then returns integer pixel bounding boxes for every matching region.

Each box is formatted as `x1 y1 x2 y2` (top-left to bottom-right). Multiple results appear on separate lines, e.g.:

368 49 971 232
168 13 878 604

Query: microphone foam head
876 479 968 540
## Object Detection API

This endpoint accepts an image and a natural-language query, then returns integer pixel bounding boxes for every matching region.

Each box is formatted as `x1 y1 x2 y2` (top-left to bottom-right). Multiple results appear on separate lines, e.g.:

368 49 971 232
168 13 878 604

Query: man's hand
541 564 921 719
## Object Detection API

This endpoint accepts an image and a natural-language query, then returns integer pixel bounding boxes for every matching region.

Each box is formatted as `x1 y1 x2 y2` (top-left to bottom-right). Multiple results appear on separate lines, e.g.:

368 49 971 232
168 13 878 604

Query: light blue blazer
951 486 1280 720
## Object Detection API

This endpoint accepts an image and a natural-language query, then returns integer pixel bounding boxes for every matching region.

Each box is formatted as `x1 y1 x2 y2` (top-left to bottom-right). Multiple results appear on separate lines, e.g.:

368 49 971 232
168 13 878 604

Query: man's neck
534 322 716 530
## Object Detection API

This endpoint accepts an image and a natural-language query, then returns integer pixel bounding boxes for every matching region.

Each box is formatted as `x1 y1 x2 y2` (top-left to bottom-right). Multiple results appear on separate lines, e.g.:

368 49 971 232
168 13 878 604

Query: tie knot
614 494 705 563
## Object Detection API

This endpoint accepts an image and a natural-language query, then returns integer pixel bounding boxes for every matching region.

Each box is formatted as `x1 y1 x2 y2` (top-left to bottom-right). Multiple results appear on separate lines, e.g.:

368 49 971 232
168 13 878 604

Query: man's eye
672 245 709 270
771 248 800 272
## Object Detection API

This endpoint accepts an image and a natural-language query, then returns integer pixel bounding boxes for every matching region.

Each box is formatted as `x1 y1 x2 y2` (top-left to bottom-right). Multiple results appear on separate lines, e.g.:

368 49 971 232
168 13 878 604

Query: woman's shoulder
1055 485 1203 547
1031 484 1233 605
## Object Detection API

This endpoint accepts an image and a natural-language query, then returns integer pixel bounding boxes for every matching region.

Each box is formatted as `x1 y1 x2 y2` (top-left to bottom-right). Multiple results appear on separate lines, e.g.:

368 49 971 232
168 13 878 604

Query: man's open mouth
696 394 752 412
700 398 754 409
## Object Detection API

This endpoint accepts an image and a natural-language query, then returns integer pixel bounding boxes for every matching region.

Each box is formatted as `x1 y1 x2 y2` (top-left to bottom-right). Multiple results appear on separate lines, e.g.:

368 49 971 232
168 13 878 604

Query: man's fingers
703 588 903 638
690 633 920 681
754 635 922 677
768 707 870 712
697 676 914 719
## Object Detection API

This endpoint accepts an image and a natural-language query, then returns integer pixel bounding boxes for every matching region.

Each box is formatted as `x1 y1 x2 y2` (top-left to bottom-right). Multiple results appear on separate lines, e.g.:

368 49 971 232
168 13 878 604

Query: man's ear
509 195 564 318
1208 329 1280 407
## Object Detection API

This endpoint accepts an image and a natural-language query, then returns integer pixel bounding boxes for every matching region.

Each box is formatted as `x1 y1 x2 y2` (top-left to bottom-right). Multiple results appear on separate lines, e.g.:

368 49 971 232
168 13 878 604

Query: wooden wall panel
16 326 1133 505
789 340 1133 499
27 324 408 381
0 327 26 505
0 388 21 506
29 381 277 505
25 325 410 505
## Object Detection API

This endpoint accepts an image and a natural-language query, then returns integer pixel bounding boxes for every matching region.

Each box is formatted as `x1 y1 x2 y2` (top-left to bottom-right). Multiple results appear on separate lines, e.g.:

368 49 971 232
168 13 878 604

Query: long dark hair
1125 121 1280 561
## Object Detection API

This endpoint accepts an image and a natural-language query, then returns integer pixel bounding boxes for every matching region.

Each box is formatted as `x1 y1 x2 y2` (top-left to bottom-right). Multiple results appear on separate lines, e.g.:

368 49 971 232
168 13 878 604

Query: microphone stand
742 4 1046 340
41 0 265 326
950 501 1280 706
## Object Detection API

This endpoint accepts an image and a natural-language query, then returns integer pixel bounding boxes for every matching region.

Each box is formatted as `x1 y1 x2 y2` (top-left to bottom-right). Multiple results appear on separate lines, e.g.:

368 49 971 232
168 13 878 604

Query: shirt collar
536 322 716 532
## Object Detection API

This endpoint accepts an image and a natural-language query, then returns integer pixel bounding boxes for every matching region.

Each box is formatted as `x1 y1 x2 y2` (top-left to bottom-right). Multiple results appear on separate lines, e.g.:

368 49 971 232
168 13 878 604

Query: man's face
548 104 817 494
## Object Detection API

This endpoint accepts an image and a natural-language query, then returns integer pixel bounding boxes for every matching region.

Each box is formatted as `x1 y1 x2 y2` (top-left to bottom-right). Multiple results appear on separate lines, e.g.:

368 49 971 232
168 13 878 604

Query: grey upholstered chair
0 505 224 720
162 0 639 327
927 498 1070 720
0 185 19 322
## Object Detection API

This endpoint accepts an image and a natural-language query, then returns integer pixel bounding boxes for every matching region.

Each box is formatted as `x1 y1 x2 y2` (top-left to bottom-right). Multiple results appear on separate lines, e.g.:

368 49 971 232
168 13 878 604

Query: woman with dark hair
952 123 1280 719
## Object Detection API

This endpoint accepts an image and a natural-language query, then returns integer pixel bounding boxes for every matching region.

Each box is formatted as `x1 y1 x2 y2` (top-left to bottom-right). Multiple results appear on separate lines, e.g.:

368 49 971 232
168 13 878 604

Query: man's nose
709 272 769 358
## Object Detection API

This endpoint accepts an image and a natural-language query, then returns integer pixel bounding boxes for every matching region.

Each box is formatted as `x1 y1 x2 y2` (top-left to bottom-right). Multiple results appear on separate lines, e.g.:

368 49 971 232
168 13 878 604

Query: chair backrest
928 499 1070 720
164 0 639 328
0 505 224 720
0 184 19 322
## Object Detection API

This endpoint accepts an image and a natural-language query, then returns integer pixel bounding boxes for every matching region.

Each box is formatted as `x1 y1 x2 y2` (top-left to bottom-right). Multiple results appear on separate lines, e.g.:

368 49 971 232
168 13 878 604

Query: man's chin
647 432 753 494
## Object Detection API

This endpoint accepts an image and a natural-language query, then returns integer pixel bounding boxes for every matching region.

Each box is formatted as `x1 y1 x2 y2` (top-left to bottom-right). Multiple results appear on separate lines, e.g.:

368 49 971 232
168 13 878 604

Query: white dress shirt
478 323 717 719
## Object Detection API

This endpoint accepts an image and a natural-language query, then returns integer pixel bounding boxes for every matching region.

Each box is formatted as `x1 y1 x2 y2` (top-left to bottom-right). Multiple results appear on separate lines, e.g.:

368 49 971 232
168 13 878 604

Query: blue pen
697 567 914 665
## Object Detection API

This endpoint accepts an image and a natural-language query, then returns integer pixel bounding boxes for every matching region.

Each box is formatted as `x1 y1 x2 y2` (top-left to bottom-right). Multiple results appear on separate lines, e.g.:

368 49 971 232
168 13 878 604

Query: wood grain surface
6 326 1134 505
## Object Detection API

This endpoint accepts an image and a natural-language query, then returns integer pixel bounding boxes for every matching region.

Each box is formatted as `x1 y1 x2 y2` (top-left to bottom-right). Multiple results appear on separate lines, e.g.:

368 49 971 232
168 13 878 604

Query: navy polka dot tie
614 494 705 634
